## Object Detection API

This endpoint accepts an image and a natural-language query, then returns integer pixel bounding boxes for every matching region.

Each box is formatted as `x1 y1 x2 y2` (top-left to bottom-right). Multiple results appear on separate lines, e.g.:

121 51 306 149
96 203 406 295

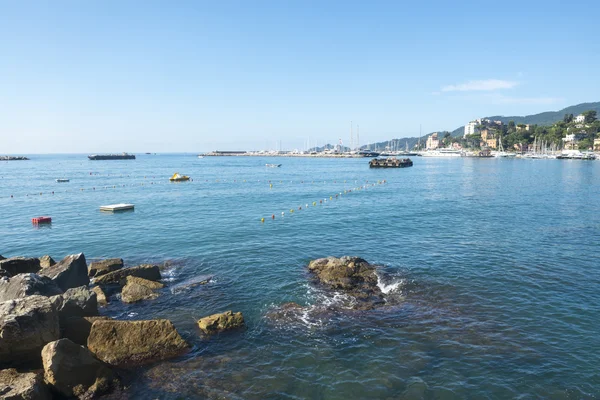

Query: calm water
1 154 599 399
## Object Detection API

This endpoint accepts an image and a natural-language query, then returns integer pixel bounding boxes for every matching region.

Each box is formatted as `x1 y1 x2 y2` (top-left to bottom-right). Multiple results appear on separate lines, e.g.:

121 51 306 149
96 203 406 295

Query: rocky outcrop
91 286 108 306
41 253 89 291
0 274 63 302
0 257 41 277
307 256 384 309
0 368 51 400
63 316 112 346
93 264 161 285
198 311 245 334
88 258 123 278
39 255 55 269
121 276 164 303
87 320 189 367
42 339 120 399
0 296 60 367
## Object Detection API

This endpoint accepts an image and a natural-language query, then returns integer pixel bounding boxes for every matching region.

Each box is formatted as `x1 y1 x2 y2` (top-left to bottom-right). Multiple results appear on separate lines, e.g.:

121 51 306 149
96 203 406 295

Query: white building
426 133 440 149
574 114 585 123
464 121 478 138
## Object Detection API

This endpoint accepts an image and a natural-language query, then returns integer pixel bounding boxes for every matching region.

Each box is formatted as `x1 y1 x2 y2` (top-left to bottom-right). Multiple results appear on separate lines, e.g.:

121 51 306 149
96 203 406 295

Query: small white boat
197 155 204 158
266 163 282 167
100 203 134 212
55 178 70 183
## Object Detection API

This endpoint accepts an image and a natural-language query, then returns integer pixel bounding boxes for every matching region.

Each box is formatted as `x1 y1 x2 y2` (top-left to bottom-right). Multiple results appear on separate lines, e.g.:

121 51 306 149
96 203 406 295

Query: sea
1 154 599 399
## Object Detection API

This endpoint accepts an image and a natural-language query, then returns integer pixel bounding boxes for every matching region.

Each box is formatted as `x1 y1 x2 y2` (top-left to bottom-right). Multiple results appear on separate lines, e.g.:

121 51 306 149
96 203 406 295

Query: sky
1 0 599 153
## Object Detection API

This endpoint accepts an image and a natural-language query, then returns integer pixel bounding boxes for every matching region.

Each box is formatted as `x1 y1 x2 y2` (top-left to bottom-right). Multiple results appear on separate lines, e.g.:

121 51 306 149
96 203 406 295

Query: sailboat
494 135 515 158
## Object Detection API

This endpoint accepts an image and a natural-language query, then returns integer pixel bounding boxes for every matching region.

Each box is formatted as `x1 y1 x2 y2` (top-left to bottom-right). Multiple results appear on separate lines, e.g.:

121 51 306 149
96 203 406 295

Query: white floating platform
100 203 134 212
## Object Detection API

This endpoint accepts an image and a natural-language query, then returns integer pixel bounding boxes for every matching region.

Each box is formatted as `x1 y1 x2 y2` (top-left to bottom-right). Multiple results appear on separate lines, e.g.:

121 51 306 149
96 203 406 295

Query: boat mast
350 121 353 151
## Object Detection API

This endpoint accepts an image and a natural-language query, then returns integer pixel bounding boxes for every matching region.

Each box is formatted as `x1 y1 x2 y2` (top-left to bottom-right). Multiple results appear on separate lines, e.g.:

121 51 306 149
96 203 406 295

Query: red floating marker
32 216 52 224
272 214 275 219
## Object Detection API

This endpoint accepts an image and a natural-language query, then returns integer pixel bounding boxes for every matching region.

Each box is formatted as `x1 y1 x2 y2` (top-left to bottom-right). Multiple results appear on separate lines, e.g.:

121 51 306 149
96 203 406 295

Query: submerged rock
198 311 245 334
41 253 89 291
0 368 51 400
0 273 63 302
121 276 164 303
39 255 55 269
87 319 189 367
169 274 212 294
91 286 108 306
0 296 60 368
307 256 385 310
93 264 161 285
88 258 123 278
42 339 120 399
0 257 41 277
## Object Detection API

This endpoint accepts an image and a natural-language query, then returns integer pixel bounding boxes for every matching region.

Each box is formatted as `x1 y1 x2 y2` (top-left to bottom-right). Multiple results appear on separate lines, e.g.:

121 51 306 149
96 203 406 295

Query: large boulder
307 256 384 309
91 286 108 306
0 274 63 302
41 253 89 291
121 276 164 303
87 320 189 367
39 256 55 269
50 286 99 342
0 257 41 277
88 258 123 278
93 264 161 285
42 339 120 399
0 296 60 368
63 316 112 346
51 286 98 320
0 368 51 400
198 311 245 334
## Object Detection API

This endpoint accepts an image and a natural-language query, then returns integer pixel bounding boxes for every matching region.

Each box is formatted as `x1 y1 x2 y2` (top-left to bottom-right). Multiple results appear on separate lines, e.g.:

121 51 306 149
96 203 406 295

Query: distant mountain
451 101 600 136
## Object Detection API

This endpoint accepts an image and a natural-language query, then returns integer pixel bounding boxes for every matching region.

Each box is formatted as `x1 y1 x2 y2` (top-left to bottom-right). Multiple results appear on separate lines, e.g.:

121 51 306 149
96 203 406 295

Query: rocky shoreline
0 254 386 398
0 253 244 399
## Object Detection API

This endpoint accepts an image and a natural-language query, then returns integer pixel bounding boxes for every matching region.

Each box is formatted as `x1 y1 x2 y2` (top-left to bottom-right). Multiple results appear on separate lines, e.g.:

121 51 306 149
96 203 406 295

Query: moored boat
265 163 281 167
369 157 413 168
170 173 190 181
88 153 136 160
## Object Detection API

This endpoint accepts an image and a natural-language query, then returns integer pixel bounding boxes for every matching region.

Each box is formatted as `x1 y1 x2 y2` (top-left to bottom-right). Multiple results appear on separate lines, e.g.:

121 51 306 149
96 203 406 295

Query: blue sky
1 0 599 153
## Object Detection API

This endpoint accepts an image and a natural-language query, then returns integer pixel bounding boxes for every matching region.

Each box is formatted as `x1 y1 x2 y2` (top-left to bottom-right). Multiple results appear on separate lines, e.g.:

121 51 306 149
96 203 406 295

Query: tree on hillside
563 114 570 123
508 120 516 132
582 110 597 123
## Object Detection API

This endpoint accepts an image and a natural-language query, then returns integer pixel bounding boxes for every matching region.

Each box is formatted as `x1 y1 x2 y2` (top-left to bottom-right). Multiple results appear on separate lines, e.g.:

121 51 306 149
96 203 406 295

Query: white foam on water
376 272 404 295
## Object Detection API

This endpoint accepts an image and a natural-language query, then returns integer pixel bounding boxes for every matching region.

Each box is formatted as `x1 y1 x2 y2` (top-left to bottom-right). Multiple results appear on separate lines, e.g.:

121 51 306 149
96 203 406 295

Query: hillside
451 101 600 136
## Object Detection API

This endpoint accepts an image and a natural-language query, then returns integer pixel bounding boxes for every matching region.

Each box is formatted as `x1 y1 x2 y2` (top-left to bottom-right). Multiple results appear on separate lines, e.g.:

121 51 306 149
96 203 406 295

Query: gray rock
42 339 120 399
93 264 161 285
88 258 123 278
0 368 51 400
87 319 189 367
63 316 112 346
51 286 98 320
38 255 55 269
307 256 385 310
41 253 89 291
0 257 41 277
91 286 108 306
0 274 63 302
0 255 5 260
121 276 164 303
0 296 60 368
198 311 245 334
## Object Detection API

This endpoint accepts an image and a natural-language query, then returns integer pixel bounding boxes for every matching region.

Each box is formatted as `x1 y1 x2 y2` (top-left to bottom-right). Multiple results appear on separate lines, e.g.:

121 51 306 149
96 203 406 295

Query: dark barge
88 153 136 160
369 157 413 168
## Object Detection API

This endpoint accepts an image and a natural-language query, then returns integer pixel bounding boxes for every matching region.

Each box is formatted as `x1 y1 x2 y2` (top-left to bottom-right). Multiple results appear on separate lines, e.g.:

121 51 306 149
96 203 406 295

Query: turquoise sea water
1 154 599 399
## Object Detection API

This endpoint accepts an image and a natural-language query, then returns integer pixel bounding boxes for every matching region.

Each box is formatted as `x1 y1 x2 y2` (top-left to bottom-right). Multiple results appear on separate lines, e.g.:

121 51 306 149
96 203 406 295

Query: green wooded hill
314 102 599 151
451 101 600 137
